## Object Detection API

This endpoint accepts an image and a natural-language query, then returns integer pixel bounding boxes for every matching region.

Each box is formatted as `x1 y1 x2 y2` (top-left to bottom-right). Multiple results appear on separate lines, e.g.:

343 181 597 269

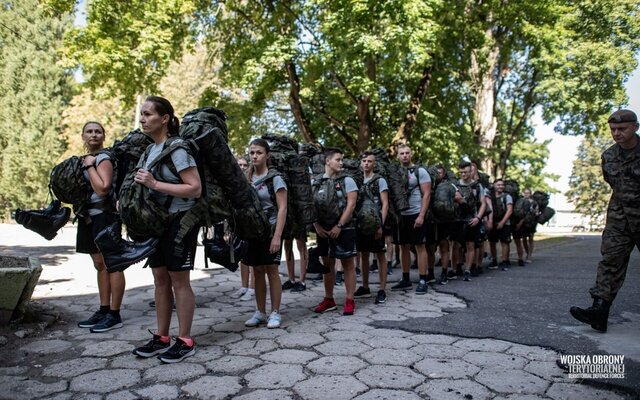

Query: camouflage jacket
601 135 640 232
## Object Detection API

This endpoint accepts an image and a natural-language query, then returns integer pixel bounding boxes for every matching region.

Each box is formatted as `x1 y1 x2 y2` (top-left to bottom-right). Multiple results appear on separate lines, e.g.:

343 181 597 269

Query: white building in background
537 192 593 233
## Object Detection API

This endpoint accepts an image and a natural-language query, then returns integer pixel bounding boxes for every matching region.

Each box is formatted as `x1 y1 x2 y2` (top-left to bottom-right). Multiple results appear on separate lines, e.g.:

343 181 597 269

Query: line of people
72 97 540 365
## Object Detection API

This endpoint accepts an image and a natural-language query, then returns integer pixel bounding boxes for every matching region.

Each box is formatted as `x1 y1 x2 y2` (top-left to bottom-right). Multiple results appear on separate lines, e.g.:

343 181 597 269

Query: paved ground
0 224 637 399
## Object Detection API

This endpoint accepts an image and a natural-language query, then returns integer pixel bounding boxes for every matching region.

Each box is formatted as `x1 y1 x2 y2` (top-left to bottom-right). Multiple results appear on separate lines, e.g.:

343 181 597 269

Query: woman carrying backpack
242 138 287 329
130 97 202 363
76 121 127 333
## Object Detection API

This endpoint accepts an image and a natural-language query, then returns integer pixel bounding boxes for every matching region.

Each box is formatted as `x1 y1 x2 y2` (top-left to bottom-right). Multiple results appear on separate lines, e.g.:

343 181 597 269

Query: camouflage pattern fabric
355 175 382 235
108 129 154 197
590 136 640 302
49 156 90 208
432 180 458 222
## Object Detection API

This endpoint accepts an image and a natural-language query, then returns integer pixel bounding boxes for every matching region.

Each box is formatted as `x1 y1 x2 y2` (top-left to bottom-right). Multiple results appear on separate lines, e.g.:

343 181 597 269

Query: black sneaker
415 280 428 295
488 259 499 270
500 262 509 271
447 270 458 280
426 271 436 283
438 271 448 285
375 290 387 304
354 286 371 298
132 331 171 357
518 259 525 267
463 271 471 281
470 265 479 277
370 260 378 272
90 313 123 333
78 311 107 328
391 279 412 291
282 280 295 290
158 337 196 364
291 281 307 292
335 272 344 286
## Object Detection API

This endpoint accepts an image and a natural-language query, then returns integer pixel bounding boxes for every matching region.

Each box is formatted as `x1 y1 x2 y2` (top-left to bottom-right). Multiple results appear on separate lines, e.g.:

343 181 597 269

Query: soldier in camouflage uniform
570 109 640 332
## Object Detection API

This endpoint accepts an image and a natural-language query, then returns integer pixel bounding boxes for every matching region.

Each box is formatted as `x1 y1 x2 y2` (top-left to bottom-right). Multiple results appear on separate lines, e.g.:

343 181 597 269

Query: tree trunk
355 54 376 153
285 62 316 144
392 65 434 149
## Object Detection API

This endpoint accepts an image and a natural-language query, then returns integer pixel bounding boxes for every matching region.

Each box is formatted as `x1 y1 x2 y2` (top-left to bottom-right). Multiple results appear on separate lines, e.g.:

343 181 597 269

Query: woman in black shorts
76 121 126 333
130 97 202 363
243 139 287 329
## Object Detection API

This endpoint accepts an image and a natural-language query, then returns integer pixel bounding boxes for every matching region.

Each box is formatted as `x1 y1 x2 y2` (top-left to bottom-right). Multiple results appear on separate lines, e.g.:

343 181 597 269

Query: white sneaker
240 288 255 301
245 310 267 327
232 287 248 298
267 311 281 329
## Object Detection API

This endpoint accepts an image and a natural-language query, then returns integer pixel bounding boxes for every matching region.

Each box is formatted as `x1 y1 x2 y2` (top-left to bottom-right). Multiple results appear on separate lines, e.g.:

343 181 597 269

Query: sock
419 274 427 282
178 336 194 347
99 305 109 314
157 334 170 343
108 309 121 319
402 272 410 281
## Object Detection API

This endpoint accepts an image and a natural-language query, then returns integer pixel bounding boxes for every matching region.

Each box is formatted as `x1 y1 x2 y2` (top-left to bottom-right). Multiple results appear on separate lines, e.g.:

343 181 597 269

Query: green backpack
432 180 458 222
312 175 343 226
356 176 382 235
49 156 90 208
108 129 154 198
118 141 189 241
455 182 479 217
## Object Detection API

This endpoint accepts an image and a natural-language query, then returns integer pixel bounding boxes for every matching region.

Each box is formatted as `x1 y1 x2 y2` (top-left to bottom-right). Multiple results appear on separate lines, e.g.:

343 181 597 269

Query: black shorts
435 222 454 244
512 225 532 240
283 223 308 242
488 225 512 243
76 212 118 254
356 233 386 253
393 214 426 246
242 236 283 266
424 221 437 246
317 227 357 259
452 221 481 245
148 212 199 271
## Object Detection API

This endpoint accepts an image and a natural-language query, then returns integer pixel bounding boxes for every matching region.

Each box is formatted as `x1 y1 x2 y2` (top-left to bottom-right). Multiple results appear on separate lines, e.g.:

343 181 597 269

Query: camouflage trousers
589 218 640 303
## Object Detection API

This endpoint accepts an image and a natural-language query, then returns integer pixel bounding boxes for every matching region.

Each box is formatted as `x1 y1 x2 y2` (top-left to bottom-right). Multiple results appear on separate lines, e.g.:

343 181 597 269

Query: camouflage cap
608 109 637 123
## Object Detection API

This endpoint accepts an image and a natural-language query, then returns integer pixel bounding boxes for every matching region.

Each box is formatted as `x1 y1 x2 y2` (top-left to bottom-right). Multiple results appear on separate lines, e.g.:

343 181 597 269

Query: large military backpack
355 175 383 235
432 180 458 222
512 197 537 228
503 180 520 203
49 156 90 208
532 191 550 210
108 129 154 197
455 182 479 216
262 134 316 235
312 174 344 226
369 150 409 224
490 191 509 222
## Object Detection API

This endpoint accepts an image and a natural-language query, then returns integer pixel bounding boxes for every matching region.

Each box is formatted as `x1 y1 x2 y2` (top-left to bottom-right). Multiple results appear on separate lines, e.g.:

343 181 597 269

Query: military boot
570 297 611 332
94 223 159 272
15 202 71 240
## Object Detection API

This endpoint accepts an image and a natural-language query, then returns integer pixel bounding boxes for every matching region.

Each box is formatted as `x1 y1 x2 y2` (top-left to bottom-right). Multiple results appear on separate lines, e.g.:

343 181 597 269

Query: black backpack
491 192 508 222
432 180 458 222
455 182 479 217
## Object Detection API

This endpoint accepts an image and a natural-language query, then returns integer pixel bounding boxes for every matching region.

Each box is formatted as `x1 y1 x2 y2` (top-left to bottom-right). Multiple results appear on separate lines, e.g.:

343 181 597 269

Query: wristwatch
337 223 344 229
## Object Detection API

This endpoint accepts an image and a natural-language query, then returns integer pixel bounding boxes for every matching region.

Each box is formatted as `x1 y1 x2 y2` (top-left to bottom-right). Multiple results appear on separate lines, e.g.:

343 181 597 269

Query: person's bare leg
342 258 356 300
322 257 336 298
416 244 428 276
296 238 308 283
152 267 173 336
501 242 510 264
360 252 370 288
265 265 282 311
109 271 125 310
400 244 411 274
168 270 195 338
252 266 267 313
240 263 249 288
91 253 110 307
376 252 387 289
283 239 295 283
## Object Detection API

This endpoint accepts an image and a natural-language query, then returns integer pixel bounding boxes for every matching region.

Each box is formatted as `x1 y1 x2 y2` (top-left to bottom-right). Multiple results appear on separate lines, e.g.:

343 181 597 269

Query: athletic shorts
317 227 357 259
76 212 118 254
512 225 532 240
148 212 199 272
435 222 454 244
283 223 308 242
242 236 283 266
424 220 437 246
392 214 426 246
488 225 512 244
452 221 481 245
356 232 386 253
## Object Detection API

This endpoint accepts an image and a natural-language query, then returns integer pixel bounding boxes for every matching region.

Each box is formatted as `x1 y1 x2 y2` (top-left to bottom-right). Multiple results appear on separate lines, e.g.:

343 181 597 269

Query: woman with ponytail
131 96 202 363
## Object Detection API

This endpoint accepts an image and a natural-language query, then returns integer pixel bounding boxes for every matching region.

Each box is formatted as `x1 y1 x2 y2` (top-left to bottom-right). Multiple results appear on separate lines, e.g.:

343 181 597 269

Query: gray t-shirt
403 166 431 215
139 140 198 213
322 173 358 211
252 172 287 226
85 152 115 216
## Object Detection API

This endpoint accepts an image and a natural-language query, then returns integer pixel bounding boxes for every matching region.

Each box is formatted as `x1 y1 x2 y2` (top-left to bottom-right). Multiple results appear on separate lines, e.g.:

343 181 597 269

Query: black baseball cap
608 109 637 123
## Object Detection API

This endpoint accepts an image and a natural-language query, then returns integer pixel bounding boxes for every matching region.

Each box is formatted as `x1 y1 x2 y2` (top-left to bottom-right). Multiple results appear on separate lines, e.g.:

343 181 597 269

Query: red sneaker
343 298 355 315
314 298 337 313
